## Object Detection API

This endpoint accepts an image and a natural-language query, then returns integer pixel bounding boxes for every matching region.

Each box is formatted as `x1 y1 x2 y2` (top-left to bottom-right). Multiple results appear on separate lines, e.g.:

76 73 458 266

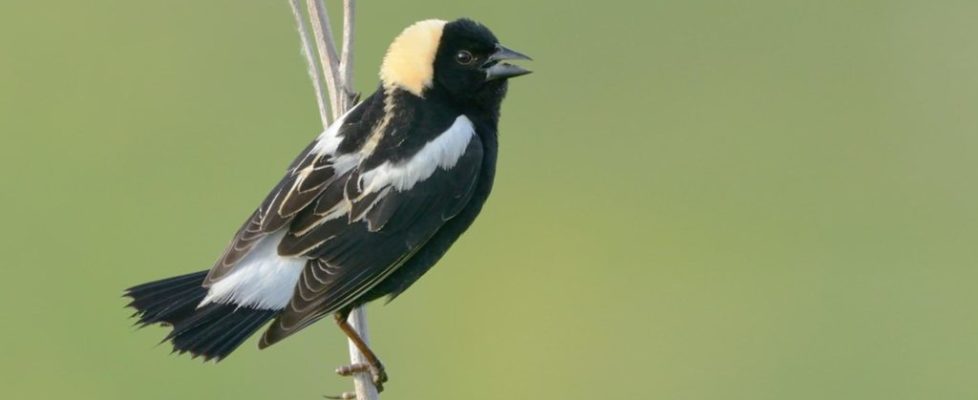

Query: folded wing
261 117 483 347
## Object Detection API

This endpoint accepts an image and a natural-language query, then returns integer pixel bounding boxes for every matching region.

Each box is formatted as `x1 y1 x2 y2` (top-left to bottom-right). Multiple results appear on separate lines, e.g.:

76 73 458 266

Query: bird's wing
259 118 484 346
202 98 376 287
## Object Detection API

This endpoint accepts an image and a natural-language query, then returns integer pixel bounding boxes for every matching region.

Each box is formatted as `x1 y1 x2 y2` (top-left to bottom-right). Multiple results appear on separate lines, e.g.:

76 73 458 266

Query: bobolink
124 18 530 390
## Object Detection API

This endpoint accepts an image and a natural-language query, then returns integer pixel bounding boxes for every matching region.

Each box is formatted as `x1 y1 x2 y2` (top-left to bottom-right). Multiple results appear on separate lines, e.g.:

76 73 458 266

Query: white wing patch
360 115 475 192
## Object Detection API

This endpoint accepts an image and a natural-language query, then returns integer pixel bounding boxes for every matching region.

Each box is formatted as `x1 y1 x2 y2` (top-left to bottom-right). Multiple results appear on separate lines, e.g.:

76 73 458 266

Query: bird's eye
455 50 475 65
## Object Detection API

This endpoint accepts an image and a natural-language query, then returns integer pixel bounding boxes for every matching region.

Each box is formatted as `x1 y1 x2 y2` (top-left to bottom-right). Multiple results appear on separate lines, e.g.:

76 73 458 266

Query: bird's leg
333 310 388 392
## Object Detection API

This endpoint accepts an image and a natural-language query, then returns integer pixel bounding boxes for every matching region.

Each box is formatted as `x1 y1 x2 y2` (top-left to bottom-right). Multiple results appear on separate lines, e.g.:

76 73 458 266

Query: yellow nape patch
380 19 448 97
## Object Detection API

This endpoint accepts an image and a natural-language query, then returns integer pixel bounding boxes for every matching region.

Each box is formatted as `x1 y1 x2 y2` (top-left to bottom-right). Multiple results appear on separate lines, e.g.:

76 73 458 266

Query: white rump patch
360 115 475 192
200 230 304 310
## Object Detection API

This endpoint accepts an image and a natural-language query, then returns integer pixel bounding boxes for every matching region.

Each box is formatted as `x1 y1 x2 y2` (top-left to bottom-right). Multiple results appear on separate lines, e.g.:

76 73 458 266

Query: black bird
124 18 531 391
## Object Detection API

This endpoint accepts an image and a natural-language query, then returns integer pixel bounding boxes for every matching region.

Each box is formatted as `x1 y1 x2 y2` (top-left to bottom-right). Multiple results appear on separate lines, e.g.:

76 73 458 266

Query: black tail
124 270 277 361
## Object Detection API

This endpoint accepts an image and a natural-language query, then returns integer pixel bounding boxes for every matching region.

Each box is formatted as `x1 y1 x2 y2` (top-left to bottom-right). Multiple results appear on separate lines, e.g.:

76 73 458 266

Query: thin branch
304 0 342 119
288 1 376 399
345 308 379 399
287 0 330 128
334 4 374 398
338 0 356 111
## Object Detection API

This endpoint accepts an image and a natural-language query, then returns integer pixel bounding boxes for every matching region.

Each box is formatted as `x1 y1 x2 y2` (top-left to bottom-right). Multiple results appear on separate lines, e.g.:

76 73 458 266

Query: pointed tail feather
124 270 277 361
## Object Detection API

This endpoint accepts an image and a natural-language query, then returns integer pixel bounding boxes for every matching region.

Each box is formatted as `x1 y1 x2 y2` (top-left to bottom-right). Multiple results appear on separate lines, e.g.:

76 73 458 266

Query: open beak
484 44 533 81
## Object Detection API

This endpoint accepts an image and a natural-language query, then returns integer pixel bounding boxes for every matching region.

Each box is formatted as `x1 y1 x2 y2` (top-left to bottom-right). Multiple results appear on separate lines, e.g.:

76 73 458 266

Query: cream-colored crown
379 19 448 97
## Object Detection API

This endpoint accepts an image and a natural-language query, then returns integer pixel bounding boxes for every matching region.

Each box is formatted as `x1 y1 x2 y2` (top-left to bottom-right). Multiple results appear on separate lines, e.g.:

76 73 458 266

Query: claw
372 364 388 391
323 392 356 400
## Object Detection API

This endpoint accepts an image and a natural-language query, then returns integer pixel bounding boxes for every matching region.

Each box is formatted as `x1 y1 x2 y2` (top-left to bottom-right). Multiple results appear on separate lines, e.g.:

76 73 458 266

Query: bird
123 18 531 391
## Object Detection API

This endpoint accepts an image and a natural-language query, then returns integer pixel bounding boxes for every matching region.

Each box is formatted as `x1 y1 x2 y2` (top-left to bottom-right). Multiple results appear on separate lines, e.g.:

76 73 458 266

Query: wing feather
202 99 372 286
201 93 484 349
260 130 484 347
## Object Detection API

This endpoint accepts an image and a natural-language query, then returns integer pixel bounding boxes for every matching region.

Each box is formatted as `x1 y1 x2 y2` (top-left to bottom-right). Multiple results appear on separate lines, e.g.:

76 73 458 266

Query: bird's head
380 18 531 107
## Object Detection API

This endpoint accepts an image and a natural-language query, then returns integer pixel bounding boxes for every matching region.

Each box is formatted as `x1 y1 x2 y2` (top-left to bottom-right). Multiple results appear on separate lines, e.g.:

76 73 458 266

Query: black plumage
124 17 530 389
125 271 277 361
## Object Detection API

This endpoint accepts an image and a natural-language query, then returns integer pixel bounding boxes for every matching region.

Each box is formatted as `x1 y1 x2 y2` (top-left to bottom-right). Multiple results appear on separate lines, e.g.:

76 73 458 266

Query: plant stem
338 0 356 111
304 0 341 120
287 1 376 399
345 307 378 399
286 0 329 128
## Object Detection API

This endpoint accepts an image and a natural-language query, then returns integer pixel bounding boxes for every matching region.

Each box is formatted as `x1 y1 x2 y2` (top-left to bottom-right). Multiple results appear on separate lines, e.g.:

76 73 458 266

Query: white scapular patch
312 103 360 157
200 230 305 310
360 115 475 192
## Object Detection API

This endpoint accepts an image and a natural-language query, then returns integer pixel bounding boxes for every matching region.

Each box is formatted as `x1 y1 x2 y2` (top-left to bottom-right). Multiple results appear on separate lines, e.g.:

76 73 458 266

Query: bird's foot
335 363 370 376
334 362 388 392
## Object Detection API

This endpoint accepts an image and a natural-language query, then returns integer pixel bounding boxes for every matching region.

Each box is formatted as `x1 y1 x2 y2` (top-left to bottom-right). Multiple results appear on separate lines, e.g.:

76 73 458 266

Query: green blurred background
2 0 978 399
